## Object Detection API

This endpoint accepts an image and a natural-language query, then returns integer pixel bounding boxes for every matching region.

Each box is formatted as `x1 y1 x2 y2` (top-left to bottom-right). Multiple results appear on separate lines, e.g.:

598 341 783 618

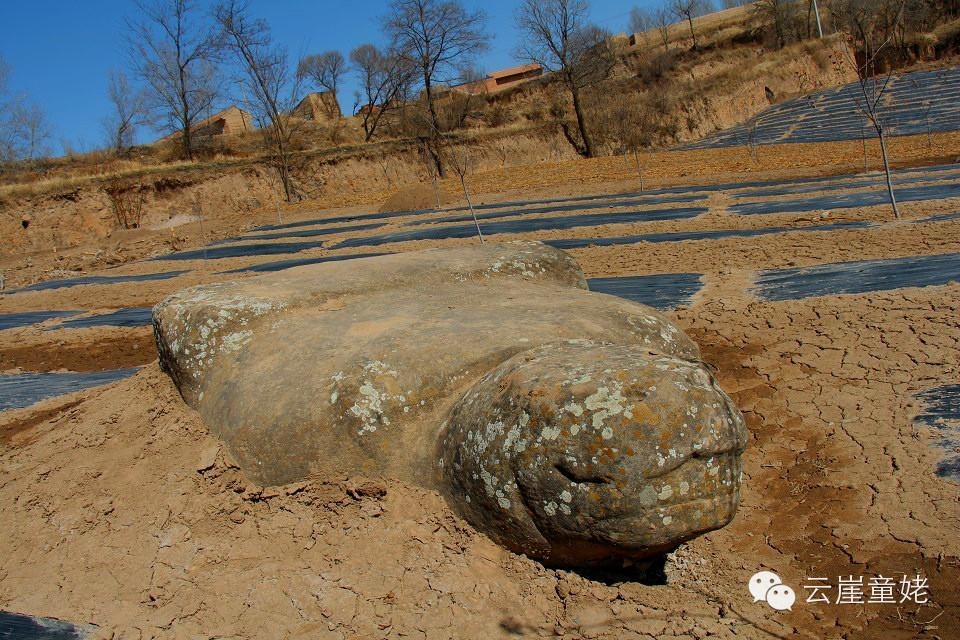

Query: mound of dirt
379 183 456 212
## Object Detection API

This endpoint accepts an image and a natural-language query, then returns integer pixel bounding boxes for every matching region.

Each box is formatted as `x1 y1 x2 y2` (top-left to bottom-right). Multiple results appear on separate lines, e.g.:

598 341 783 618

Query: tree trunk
362 113 372 141
179 62 193 161
570 84 595 158
423 74 445 177
182 123 193 161
558 120 584 155
860 116 868 172
876 126 900 219
460 173 484 244
270 117 294 203
422 137 443 178
687 15 698 50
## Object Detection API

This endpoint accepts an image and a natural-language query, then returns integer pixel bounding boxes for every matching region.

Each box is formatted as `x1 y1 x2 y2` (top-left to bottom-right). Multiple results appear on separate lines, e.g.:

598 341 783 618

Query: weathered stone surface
153 241 747 566
439 342 746 566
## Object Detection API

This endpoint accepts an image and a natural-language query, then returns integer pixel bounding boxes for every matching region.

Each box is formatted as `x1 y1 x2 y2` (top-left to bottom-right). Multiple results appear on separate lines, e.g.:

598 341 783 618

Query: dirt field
1 133 958 638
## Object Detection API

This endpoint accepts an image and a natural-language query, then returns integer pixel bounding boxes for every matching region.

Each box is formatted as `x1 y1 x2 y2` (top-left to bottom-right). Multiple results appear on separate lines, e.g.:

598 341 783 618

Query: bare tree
10 102 53 163
516 0 614 158
441 138 484 242
126 0 222 160
411 109 485 242
383 0 489 175
754 0 791 48
350 44 416 141
652 4 674 51
0 58 10 122
841 1 907 219
0 56 16 164
629 6 653 44
297 50 346 117
103 69 145 155
214 0 304 201
670 0 713 50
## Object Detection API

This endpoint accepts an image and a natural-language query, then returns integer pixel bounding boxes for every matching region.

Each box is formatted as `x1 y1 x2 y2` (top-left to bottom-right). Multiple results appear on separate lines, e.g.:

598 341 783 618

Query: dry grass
0 158 247 201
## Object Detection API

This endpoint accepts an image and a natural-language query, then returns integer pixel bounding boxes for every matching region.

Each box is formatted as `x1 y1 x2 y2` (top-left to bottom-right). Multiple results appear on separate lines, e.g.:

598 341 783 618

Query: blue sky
0 0 652 154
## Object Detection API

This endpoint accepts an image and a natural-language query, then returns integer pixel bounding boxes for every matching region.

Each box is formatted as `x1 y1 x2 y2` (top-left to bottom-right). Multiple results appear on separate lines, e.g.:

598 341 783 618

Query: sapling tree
841 0 907 219
407 107 484 242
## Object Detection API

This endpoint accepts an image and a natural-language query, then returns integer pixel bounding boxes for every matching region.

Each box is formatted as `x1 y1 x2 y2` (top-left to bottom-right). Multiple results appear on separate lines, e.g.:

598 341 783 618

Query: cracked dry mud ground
1 291 957 639
673 286 960 638
1 171 959 638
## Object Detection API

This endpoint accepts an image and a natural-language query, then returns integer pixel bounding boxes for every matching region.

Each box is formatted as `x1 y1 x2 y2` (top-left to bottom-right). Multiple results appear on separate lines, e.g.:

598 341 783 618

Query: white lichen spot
541 426 561 441
480 469 498 497
564 402 584 417
638 485 657 507
585 383 627 431
350 381 391 434
220 330 252 353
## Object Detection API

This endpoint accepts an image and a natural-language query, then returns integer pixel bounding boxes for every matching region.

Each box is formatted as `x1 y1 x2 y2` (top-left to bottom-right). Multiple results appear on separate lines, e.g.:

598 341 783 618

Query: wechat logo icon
749 571 796 611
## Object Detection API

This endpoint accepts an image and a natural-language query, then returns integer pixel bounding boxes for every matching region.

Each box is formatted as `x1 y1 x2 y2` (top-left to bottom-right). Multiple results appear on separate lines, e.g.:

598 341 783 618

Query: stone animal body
153 241 747 567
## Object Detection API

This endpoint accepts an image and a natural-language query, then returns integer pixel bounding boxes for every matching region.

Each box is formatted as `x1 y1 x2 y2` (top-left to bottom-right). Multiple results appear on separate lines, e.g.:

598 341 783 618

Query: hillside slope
1 6 957 267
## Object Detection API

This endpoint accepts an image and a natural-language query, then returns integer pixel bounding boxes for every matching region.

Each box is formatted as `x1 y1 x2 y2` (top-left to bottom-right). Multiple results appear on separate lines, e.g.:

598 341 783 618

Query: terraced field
1 153 958 637
683 66 960 149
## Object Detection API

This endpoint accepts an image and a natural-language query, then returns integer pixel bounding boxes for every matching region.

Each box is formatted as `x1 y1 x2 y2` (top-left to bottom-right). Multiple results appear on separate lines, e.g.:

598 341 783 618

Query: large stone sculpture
153 241 747 566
